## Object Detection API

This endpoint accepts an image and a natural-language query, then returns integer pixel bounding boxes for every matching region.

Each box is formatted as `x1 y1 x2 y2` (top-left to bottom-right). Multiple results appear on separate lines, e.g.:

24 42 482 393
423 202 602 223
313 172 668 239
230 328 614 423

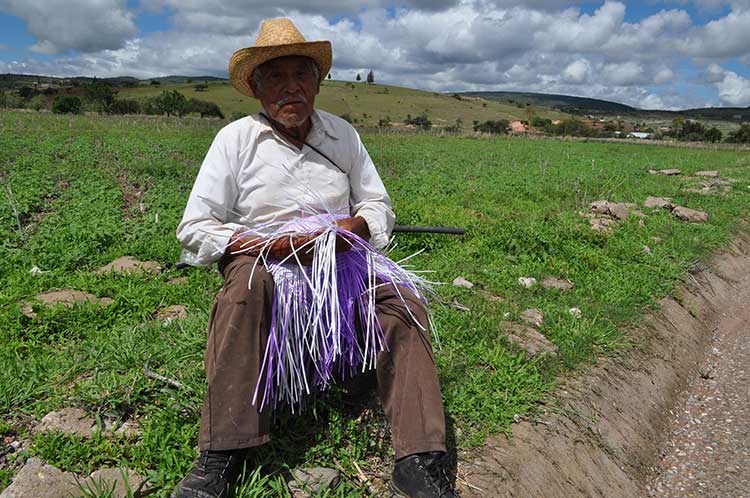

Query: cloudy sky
1 1 750 110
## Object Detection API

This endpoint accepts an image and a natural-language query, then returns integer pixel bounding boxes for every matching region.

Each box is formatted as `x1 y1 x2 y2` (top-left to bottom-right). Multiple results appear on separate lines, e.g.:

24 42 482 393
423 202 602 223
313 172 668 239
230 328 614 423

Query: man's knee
220 256 273 302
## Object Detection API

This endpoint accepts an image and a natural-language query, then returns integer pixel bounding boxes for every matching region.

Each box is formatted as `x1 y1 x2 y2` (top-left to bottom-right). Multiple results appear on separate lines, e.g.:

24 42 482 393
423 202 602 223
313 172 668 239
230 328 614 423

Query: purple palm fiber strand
232 213 437 412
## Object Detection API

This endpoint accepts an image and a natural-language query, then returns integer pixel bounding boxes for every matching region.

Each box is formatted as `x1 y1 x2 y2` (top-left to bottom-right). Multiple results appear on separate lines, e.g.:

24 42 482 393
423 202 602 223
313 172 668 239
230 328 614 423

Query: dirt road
648 273 750 497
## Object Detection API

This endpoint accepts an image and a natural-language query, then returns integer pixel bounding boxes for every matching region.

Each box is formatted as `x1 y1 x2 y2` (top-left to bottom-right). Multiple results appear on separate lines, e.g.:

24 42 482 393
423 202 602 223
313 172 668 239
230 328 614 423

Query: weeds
1 110 749 496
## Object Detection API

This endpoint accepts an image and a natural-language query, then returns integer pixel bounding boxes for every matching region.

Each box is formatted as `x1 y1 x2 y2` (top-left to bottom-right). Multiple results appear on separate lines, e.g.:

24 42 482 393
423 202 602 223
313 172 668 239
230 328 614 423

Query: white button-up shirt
176 110 395 265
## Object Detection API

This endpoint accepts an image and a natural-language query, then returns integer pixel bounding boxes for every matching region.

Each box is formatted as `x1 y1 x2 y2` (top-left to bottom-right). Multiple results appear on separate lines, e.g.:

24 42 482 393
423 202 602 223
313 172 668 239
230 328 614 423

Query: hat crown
255 18 307 47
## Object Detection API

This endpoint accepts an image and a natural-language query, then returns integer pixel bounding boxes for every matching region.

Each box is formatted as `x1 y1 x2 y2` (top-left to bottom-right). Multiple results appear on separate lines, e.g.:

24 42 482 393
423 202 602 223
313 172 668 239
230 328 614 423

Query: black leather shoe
391 451 459 498
171 449 248 498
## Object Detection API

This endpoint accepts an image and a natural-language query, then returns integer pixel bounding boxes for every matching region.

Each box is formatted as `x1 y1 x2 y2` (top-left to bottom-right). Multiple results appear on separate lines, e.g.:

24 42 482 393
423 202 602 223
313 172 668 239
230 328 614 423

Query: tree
17 86 38 99
726 123 750 144
155 90 189 116
108 99 141 115
84 80 116 113
366 70 374 84
356 73 361 82
404 113 432 130
188 98 224 118
473 120 508 134
194 83 209 92
52 95 82 114
704 127 722 143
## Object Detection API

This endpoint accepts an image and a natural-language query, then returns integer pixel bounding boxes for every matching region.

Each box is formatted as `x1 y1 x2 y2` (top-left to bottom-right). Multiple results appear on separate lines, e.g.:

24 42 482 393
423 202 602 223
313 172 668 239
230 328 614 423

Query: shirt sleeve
176 128 247 266
348 130 395 249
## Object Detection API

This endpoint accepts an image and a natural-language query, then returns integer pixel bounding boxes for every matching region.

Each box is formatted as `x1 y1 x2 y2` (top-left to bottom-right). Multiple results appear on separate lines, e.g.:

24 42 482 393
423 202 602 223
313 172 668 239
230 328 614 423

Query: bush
473 119 508 134
340 113 353 123
154 90 189 117
404 113 432 130
187 98 224 118
52 95 82 114
29 95 48 111
17 86 38 99
194 83 208 92
0 91 6 108
108 99 141 115
83 81 116 113
531 117 552 128
229 111 246 121
378 116 391 127
726 123 750 144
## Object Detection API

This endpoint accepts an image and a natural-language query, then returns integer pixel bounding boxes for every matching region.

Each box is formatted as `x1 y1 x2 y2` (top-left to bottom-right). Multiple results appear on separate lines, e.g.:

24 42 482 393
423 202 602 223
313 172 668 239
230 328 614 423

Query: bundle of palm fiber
230 212 437 412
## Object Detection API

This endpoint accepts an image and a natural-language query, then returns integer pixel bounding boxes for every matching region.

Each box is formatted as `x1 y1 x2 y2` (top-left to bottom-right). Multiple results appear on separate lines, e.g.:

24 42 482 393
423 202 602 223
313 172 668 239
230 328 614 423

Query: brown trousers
198 255 447 459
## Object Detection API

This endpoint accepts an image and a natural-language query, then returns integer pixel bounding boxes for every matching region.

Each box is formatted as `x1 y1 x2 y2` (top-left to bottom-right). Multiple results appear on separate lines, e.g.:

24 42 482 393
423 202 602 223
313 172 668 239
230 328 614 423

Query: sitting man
173 18 458 498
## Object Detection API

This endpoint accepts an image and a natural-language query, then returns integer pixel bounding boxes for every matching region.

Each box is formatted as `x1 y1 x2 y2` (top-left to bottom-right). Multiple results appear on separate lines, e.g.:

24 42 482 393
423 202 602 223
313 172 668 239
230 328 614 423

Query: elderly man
173 18 457 498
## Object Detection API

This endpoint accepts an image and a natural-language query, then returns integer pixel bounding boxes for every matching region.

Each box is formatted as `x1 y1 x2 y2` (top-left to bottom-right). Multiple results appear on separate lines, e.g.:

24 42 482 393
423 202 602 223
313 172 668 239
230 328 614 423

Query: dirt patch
22 289 113 318
455 232 750 497
114 174 147 219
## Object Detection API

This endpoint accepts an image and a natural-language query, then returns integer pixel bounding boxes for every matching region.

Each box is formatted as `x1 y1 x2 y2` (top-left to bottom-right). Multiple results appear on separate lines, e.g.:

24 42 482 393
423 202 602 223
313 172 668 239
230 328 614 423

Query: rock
34 408 95 438
642 245 652 255
0 458 77 498
542 277 573 291
518 277 537 288
29 266 48 276
478 289 506 302
520 308 544 327
651 236 662 243
643 196 674 210
589 216 616 232
608 203 630 221
22 290 112 318
694 170 719 177
114 420 141 439
97 256 161 276
452 276 474 289
155 304 188 323
500 322 558 357
649 168 681 176
568 307 582 319
167 276 189 286
84 468 147 497
288 467 341 496
589 200 611 214
672 206 708 223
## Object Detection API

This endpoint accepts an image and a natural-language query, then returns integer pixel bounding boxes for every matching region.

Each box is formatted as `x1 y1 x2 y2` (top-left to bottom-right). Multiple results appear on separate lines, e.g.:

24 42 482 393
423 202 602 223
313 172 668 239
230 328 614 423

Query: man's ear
249 76 261 99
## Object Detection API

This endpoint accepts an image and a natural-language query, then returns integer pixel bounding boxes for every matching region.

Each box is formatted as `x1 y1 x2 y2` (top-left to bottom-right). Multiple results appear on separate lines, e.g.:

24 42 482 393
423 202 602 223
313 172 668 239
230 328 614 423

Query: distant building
509 120 527 132
627 131 655 139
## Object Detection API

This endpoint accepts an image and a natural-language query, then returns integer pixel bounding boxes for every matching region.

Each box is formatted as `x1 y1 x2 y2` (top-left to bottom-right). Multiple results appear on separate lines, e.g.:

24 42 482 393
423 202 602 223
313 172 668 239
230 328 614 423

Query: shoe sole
389 480 410 497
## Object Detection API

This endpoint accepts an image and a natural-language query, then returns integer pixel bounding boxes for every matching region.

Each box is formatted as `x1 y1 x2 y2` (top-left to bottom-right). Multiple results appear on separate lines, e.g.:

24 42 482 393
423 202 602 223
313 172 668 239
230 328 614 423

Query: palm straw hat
229 18 332 98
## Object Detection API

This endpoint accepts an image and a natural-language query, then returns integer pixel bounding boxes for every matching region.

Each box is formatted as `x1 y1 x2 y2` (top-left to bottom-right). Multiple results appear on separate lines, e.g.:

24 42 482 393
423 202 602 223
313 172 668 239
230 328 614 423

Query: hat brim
229 41 332 98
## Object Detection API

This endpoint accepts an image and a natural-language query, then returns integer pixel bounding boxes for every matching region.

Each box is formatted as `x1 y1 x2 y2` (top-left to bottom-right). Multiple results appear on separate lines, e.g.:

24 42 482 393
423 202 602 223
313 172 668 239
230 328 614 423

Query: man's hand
334 216 370 252
226 233 318 265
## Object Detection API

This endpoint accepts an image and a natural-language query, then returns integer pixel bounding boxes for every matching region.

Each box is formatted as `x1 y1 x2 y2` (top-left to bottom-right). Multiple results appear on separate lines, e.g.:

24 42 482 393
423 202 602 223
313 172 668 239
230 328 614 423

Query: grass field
119 79 569 128
1 110 749 497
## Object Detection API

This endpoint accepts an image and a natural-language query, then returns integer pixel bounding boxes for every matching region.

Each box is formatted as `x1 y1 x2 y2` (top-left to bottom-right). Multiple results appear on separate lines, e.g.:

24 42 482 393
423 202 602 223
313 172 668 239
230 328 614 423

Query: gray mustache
277 94 308 106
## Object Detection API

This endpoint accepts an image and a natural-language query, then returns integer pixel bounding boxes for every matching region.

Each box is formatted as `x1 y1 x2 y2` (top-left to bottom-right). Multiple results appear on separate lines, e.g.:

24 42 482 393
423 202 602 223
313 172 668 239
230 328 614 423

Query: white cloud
705 64 750 105
562 59 590 83
0 0 137 53
653 67 674 84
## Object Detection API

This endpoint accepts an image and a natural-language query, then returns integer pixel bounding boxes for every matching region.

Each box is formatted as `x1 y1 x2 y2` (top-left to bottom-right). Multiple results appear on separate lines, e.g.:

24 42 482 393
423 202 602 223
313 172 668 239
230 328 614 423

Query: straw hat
229 18 332 98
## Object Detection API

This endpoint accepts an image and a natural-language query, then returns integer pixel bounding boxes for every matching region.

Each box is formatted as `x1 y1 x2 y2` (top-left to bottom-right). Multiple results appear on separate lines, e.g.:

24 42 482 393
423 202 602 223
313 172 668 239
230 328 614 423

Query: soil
455 232 750 498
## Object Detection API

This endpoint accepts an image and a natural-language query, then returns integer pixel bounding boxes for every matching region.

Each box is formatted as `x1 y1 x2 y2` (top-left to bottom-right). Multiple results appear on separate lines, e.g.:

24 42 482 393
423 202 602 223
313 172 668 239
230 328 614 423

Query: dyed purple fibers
252 232 432 413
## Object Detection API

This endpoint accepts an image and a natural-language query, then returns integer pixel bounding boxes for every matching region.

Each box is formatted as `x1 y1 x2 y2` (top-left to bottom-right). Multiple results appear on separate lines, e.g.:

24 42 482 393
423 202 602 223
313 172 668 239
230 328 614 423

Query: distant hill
460 90 750 123
460 91 636 114
0 73 226 90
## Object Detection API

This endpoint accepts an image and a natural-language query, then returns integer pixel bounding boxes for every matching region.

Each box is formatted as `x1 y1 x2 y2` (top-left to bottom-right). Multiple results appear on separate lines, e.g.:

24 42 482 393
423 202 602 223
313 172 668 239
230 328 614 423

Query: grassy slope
1 111 749 496
119 80 569 127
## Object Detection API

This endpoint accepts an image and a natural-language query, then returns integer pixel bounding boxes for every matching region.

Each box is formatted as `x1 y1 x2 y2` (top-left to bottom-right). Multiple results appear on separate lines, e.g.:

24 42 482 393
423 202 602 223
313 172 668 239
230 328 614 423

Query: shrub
404 113 432 130
29 95 48 111
187 98 224 118
154 90 189 117
340 113 353 123
108 99 141 115
378 116 391 127
726 123 750 144
17 86 38 99
229 111 246 121
531 117 552 128
52 95 82 114
194 83 209 92
473 120 508 134
84 81 116 113
0 91 6 108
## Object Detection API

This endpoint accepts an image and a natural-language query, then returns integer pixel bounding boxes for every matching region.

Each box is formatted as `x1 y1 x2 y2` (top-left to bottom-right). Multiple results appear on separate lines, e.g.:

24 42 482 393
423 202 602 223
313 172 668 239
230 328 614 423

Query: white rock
568 307 582 319
642 245 652 254
452 276 474 289
518 277 537 288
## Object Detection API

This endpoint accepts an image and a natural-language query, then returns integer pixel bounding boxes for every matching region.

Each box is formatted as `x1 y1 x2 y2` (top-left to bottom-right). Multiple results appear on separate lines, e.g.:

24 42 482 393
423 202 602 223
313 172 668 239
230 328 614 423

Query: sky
1 1 750 110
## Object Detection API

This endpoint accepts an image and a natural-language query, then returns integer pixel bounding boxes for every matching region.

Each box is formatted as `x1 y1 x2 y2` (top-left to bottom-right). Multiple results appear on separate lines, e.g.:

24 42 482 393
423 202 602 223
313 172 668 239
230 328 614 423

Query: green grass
119 79 569 127
1 110 749 496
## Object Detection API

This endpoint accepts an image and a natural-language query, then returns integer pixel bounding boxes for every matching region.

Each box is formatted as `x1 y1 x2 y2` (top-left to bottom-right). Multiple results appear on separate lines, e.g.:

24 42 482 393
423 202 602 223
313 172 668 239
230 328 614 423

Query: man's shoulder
214 114 263 143
315 109 358 138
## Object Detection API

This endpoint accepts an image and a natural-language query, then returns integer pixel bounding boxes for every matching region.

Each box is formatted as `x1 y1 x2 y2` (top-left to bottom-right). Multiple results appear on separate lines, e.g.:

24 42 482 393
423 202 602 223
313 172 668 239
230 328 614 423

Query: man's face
250 56 320 128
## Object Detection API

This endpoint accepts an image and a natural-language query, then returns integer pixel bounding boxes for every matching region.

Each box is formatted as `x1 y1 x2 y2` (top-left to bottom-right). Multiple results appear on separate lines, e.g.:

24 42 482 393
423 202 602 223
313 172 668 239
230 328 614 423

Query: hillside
461 91 636 114
462 90 750 124
118 80 570 127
